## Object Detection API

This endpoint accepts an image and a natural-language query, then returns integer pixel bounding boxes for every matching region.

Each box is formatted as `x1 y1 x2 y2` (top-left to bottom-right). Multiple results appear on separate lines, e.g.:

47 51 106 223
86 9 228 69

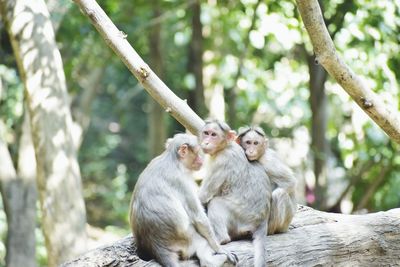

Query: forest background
0 0 399 266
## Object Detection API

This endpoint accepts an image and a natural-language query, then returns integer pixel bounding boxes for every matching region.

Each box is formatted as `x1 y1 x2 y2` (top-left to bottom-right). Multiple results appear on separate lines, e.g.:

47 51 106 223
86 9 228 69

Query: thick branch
296 0 400 144
62 206 400 266
73 0 204 135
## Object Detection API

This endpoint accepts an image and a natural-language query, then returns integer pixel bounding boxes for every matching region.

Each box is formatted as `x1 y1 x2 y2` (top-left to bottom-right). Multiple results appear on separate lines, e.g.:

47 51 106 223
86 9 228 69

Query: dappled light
1 0 400 265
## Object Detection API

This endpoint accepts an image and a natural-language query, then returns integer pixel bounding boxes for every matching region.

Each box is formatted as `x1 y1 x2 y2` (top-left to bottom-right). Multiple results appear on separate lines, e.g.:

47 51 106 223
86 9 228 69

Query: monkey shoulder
259 149 297 188
133 156 187 200
213 142 248 167
248 161 271 185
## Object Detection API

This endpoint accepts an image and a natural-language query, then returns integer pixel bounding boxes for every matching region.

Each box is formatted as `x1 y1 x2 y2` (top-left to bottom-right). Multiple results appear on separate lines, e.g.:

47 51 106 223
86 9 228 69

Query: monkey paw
216 248 238 265
218 236 231 245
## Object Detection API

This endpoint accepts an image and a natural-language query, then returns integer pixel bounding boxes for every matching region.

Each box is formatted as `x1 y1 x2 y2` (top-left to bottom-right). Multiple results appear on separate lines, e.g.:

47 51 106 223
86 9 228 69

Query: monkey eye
211 132 217 137
203 131 209 136
254 141 259 145
246 140 251 145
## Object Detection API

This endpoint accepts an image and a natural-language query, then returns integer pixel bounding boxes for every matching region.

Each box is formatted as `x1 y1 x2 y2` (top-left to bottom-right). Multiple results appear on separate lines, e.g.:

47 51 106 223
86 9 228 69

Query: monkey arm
198 172 226 205
192 213 221 252
262 149 297 193
192 212 238 264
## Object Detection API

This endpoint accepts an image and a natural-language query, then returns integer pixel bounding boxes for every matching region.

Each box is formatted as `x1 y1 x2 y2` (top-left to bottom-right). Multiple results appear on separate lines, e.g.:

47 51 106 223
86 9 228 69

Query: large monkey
199 120 271 267
130 133 236 267
237 126 297 234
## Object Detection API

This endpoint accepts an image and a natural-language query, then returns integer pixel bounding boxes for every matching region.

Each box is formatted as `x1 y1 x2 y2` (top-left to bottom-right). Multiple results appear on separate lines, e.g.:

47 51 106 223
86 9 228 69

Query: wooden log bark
62 206 400 266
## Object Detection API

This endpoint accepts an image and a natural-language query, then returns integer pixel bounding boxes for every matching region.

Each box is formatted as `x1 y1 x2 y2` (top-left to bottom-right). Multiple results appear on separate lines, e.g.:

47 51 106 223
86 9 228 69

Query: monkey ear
178 144 188 158
227 130 237 141
235 136 241 144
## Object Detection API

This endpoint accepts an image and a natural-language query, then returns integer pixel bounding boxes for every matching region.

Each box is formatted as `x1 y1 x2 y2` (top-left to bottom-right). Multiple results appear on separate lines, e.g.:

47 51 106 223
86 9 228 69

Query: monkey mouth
202 149 212 155
247 156 258 161
201 146 212 154
192 165 202 171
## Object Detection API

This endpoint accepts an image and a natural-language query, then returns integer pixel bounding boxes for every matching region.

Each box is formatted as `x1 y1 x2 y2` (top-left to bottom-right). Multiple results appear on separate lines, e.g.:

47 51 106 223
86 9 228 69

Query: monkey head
178 143 203 171
200 120 236 156
237 126 268 161
166 133 204 171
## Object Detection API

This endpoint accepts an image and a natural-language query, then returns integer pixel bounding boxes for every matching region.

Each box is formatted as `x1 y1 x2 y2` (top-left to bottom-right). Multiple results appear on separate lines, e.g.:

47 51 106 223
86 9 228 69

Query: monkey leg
189 231 227 267
207 198 232 244
152 245 181 267
268 188 295 235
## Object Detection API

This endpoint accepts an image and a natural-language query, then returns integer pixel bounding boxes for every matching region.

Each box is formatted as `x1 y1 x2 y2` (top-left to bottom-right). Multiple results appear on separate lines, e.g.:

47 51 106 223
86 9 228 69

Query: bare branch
73 0 205 135
296 0 400 144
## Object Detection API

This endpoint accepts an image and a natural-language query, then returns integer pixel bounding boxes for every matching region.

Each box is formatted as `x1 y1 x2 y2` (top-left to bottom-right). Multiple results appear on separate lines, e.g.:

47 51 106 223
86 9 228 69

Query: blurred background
0 0 399 265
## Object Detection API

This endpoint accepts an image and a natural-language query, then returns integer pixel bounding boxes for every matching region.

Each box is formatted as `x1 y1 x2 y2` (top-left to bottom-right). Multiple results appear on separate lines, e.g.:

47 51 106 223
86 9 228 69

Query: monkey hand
216 248 238 265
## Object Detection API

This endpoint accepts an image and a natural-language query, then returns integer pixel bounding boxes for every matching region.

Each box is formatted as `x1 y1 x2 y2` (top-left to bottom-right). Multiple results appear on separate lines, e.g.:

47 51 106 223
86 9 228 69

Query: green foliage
1 1 400 264
0 65 23 130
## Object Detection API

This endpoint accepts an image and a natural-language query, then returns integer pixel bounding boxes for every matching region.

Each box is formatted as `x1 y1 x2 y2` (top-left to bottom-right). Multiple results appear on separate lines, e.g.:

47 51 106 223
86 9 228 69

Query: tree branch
329 159 375 211
355 162 392 211
296 0 400 144
62 206 400 266
73 0 204 135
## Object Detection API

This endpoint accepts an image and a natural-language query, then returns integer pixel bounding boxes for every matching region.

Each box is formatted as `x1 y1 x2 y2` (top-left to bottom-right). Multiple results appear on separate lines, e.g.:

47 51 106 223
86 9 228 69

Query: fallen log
62 205 400 266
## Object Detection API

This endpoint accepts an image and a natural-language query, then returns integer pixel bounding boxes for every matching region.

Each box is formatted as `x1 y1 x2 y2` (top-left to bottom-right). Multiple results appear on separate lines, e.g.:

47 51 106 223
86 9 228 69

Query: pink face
240 130 266 161
200 123 226 156
189 145 204 171
180 144 204 171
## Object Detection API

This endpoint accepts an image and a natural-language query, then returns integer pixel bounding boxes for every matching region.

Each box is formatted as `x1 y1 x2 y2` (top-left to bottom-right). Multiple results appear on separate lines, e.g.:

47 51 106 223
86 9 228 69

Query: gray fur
261 149 297 234
237 127 297 235
199 121 271 267
130 133 233 267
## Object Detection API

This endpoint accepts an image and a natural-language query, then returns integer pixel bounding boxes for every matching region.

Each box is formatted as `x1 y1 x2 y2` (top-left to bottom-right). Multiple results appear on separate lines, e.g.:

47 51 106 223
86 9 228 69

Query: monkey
236 126 297 235
198 120 271 267
130 133 237 267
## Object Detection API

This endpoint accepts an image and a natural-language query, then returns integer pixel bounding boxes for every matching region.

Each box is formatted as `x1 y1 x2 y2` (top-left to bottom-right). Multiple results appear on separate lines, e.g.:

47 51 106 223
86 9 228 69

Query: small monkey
199 120 271 267
130 133 236 267
237 126 297 234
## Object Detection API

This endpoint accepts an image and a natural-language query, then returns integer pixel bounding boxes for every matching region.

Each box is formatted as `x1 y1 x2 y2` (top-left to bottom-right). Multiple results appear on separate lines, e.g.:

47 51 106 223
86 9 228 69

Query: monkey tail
253 220 268 267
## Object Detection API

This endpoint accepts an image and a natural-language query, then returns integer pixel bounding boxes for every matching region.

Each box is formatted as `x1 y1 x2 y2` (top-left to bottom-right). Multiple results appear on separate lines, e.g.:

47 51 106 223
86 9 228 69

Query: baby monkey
130 133 236 267
237 126 297 234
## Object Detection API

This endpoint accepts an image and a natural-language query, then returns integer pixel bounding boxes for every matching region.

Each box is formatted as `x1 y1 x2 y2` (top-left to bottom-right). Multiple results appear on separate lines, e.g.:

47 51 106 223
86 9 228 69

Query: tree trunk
307 55 329 209
0 116 37 267
61 205 400 266
147 0 167 157
187 0 206 117
46 0 72 32
0 0 88 265
226 0 261 128
72 57 107 149
296 0 400 144
208 84 226 121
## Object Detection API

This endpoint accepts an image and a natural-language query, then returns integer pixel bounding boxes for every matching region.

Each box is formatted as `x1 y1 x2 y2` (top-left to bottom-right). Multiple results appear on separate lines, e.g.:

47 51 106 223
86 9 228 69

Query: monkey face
189 146 204 171
240 130 266 161
179 144 204 171
200 123 227 156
